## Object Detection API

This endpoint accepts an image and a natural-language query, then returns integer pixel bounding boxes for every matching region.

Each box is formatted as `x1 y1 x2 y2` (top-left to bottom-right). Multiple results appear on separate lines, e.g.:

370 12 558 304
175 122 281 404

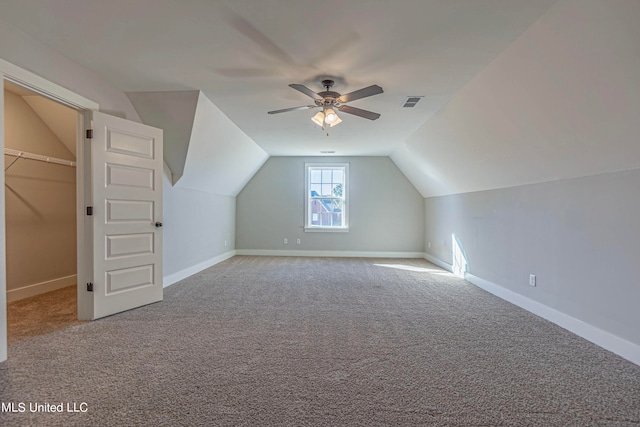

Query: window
305 163 349 231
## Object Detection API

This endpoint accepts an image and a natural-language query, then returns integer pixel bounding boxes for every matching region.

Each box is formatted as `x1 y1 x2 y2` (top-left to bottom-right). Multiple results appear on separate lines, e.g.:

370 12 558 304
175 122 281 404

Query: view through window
305 163 349 231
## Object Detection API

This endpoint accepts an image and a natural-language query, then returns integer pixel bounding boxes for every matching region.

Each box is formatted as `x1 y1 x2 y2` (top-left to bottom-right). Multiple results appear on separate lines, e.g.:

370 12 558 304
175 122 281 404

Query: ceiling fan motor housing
316 91 341 106
316 79 340 106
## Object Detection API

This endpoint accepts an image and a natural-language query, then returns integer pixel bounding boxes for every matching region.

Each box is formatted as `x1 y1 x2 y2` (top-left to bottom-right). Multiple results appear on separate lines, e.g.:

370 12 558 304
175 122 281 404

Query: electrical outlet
428 242 431 249
224 240 227 247
284 238 288 245
529 274 536 287
296 239 301 245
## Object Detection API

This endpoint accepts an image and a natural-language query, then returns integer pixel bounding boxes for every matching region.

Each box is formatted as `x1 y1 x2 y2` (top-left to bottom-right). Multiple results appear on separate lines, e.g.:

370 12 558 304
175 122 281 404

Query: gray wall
237 156 424 253
162 166 235 278
425 168 640 346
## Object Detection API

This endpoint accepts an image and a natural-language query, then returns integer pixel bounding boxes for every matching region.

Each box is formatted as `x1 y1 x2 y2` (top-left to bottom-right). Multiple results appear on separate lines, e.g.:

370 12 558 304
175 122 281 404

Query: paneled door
91 111 163 319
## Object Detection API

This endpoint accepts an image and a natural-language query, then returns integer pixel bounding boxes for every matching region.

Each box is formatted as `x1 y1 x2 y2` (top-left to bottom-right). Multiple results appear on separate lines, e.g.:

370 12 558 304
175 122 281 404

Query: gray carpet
6 285 81 344
1 256 639 426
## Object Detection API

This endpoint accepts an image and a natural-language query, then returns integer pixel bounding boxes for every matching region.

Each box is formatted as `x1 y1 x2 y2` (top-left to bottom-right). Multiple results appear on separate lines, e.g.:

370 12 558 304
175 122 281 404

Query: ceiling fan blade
227 13 297 68
337 85 383 103
338 105 381 120
268 105 318 114
289 84 324 101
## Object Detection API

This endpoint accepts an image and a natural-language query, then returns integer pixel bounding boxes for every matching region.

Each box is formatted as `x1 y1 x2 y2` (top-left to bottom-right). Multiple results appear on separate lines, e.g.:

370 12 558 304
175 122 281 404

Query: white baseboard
235 249 426 258
423 253 640 366
7 274 77 303
163 250 236 288
423 253 452 271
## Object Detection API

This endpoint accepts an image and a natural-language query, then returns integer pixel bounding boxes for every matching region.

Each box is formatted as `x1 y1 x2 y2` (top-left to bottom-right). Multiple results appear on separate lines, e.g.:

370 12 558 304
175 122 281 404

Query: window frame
304 162 349 232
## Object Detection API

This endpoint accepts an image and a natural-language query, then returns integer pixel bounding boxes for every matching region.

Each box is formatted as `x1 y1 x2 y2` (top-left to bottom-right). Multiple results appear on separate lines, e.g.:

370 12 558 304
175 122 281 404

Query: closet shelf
4 148 76 171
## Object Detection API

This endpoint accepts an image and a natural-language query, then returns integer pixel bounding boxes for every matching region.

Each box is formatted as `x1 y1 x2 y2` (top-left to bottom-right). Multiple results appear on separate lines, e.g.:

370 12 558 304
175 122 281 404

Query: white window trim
304 162 349 232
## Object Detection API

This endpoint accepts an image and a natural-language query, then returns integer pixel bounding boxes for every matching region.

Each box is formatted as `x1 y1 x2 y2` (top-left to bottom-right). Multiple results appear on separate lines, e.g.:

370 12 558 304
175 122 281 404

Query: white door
91 111 163 319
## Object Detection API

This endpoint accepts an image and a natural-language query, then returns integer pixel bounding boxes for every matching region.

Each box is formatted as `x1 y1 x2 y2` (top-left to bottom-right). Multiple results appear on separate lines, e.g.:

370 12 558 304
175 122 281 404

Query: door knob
155 222 163 228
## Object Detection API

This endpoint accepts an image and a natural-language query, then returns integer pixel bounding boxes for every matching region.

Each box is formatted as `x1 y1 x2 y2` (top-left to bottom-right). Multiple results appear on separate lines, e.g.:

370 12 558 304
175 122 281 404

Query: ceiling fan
268 79 383 128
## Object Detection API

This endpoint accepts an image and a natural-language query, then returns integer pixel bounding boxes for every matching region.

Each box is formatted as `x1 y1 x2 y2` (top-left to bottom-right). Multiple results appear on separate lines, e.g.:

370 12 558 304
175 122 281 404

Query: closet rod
4 147 76 171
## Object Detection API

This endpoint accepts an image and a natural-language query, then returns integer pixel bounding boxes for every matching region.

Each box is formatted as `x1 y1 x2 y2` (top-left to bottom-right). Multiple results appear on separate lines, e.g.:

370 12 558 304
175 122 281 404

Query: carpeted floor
6 285 82 344
1 256 639 426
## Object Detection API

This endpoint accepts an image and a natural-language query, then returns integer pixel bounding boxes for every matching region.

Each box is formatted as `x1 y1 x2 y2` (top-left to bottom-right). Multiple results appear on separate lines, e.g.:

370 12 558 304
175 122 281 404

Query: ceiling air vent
402 96 423 108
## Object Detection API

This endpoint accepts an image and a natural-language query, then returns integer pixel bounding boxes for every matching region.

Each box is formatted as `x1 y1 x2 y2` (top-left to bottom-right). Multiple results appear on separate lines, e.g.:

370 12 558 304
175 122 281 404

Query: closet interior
4 81 79 341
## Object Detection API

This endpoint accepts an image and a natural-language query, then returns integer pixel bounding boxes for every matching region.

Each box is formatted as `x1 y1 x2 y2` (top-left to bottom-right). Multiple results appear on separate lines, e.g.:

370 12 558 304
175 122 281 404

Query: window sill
304 227 349 233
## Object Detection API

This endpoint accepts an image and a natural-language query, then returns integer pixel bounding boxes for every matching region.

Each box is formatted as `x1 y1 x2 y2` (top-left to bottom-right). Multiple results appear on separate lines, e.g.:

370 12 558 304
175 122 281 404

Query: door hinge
86 206 93 216
86 282 94 292
86 129 93 139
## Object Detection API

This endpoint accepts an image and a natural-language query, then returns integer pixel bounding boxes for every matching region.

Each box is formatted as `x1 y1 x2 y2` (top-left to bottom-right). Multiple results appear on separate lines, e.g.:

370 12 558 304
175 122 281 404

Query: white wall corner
163 250 236 288
423 253 453 272
163 161 174 186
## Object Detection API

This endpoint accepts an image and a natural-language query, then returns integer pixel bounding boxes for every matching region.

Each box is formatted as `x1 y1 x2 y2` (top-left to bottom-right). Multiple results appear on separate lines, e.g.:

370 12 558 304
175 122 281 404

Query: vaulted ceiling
2 0 639 197
4 81 77 157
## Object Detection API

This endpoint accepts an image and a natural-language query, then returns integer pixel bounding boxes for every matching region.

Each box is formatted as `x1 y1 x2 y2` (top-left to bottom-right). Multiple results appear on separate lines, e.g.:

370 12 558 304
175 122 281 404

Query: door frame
1 59 99 361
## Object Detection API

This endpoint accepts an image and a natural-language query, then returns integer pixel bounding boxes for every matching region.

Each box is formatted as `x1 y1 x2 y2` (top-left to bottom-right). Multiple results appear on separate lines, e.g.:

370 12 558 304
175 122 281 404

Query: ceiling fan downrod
321 79 334 91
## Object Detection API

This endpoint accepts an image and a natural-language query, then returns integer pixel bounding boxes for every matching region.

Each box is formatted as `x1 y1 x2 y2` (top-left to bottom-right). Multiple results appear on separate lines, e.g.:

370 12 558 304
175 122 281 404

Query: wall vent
403 96 423 108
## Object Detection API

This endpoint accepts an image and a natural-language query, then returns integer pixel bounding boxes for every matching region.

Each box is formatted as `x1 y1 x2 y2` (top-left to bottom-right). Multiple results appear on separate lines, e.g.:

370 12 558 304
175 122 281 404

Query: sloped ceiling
392 0 640 196
127 90 268 195
173 92 268 196
3 88 75 161
22 95 77 157
4 81 77 158
2 1 638 198
0 1 556 158
126 90 200 184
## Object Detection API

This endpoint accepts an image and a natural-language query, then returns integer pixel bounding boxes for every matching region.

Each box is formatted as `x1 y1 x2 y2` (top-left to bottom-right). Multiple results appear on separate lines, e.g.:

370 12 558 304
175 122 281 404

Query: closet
3 81 78 314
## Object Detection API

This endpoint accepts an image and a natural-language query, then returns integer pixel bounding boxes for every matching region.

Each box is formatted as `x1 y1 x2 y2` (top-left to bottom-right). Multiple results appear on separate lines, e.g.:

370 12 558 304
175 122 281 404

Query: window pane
310 169 321 184
306 164 348 229
332 183 343 197
322 200 330 212
310 184 321 197
310 198 344 225
320 212 330 226
310 200 323 225
332 212 343 227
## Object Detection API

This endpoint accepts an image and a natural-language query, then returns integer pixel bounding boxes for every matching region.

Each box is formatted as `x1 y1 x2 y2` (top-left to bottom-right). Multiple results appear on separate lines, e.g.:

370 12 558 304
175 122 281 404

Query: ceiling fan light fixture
324 108 339 124
311 111 325 126
327 114 342 127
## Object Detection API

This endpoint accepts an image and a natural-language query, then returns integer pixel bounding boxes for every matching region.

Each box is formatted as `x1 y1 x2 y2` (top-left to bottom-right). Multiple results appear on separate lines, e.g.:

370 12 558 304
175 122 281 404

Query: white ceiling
0 0 558 157
393 0 640 196
5 0 636 199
